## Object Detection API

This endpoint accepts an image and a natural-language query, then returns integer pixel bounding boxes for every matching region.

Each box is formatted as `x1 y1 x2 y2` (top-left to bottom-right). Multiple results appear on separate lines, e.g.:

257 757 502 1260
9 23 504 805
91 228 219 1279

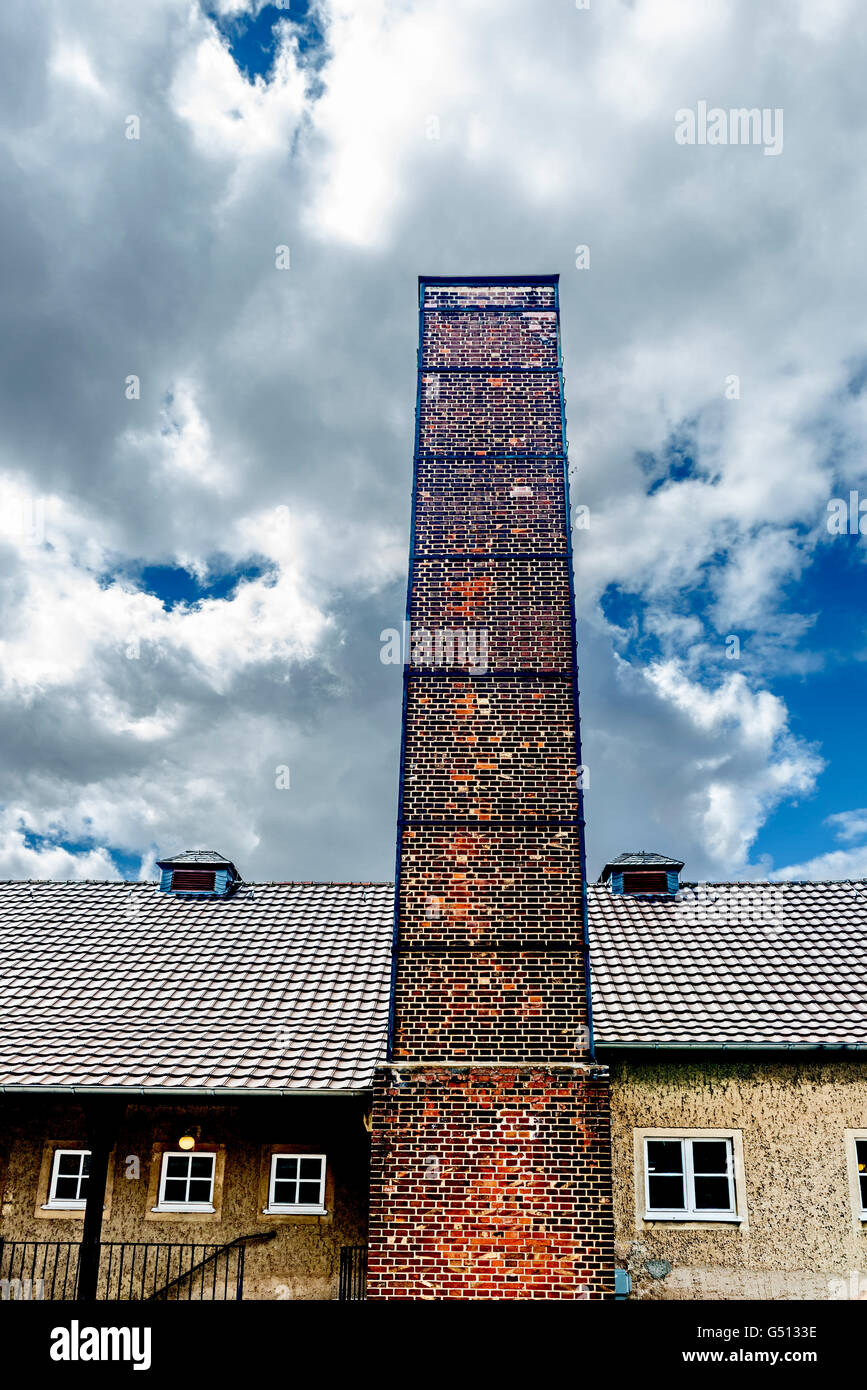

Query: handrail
146 1231 277 1301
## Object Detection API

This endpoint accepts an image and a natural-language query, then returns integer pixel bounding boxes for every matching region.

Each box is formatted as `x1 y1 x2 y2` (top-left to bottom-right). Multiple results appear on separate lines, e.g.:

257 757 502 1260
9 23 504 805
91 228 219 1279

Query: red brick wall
367 277 613 1299
368 1067 611 1299
413 456 566 553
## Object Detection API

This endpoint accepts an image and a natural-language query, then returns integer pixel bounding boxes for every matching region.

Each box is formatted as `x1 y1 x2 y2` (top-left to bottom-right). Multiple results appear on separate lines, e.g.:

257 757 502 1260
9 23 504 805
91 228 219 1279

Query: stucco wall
609 1054 867 1300
0 1094 369 1300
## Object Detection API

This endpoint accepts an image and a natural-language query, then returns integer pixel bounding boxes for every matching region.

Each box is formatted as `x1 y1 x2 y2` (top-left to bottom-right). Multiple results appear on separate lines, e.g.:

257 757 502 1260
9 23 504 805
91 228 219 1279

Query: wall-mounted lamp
178 1133 196 1151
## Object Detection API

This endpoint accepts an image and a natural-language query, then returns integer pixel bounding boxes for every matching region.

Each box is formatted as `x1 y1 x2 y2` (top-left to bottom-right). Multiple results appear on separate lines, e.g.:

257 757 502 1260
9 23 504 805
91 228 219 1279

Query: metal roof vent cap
156 851 241 899
598 851 684 897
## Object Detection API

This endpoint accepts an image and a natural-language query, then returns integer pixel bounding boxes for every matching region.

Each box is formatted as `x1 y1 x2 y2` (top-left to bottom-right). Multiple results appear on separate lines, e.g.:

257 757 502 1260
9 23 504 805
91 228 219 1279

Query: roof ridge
0 878 396 887
590 878 867 888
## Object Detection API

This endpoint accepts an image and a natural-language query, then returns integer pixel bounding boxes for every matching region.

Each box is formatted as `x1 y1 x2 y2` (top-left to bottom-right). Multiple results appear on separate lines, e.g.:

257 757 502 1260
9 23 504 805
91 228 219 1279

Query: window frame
153 1150 217 1213
637 1129 745 1225
845 1129 867 1225
44 1148 92 1210
857 1139 867 1219
264 1152 327 1215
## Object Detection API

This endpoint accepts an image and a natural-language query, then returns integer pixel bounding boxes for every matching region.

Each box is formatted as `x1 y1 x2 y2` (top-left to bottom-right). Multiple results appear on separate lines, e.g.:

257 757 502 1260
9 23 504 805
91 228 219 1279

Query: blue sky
600 521 867 875
753 539 867 870
208 2 325 75
112 559 273 609
0 0 866 885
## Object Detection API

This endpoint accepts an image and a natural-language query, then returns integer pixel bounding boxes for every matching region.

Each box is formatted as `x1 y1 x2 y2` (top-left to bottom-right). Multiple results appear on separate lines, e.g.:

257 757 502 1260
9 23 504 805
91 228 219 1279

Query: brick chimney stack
366 276 613 1299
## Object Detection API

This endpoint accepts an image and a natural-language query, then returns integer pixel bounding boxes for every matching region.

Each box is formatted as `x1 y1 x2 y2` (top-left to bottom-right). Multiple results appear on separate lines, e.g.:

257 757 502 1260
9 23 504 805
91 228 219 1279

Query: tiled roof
0 881 393 1092
3 875 863 1085
589 880 867 1048
155 850 235 866
600 851 684 873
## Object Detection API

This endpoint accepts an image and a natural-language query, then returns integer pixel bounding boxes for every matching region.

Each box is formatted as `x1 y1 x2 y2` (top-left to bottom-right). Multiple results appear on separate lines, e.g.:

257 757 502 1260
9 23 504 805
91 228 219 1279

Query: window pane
274 1157 298 1180
856 1141 867 1173
190 1156 213 1178
188 1179 212 1203
54 1176 80 1200
691 1141 729 1175
859 1174 867 1211
78 1174 90 1196
648 1175 685 1210
165 1156 188 1178
57 1153 83 1176
693 1176 732 1210
298 1181 321 1205
81 1154 91 1176
646 1141 683 1174
273 1180 297 1205
163 1178 187 1202
299 1158 322 1180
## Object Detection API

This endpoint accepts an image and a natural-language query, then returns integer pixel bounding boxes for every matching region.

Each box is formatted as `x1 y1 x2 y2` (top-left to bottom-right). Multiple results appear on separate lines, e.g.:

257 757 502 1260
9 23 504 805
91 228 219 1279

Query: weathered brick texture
423 311 559 371
410 558 572 669
391 955 589 1060
420 373 563 453
396 825 584 949
402 676 579 821
369 1068 613 1300
423 284 557 310
367 277 613 1299
414 455 567 554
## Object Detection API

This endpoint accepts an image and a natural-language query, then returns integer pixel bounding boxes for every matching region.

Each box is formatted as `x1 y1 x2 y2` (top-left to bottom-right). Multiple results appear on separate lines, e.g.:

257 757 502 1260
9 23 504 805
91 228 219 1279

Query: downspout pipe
76 1097 124 1301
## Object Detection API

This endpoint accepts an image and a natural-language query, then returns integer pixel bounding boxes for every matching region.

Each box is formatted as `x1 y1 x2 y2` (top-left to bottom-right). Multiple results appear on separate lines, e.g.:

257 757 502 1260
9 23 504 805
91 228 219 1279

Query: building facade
0 1092 370 1301
607 1054 867 1300
590 860 867 1300
0 875 392 1301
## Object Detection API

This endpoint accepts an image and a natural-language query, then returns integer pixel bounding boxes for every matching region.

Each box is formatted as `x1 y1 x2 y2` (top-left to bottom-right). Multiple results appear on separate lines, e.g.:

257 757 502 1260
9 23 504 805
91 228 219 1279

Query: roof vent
599 851 683 897
156 851 240 899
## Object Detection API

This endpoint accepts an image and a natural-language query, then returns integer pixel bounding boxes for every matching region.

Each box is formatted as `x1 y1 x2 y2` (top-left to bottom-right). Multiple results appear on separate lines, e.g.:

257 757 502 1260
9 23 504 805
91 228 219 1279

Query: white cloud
0 482 333 697
0 810 120 880
170 21 308 163
638 661 822 866
771 846 867 881
49 40 107 99
826 808 867 843
774 806 867 881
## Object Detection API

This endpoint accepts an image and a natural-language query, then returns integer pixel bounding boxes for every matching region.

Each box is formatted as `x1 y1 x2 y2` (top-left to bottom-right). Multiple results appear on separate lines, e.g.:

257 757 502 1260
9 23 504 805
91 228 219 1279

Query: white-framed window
852 1135 867 1218
644 1136 737 1220
45 1149 91 1209
154 1152 216 1212
264 1153 327 1214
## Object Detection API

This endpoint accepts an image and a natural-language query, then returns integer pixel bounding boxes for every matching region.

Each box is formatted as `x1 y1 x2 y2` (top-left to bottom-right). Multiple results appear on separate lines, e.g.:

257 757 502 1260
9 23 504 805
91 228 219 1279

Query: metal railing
338 1245 367 1301
0 1241 80 1300
0 1233 275 1301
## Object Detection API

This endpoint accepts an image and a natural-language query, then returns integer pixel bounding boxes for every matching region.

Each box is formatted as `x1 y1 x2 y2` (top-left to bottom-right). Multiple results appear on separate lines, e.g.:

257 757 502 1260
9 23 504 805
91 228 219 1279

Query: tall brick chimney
366 276 613 1299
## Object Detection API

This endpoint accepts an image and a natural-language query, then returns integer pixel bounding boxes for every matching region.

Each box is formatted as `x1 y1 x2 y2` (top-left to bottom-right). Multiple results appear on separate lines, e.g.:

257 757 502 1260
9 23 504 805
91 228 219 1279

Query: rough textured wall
609 1055 867 1300
0 1095 369 1300
367 276 613 1300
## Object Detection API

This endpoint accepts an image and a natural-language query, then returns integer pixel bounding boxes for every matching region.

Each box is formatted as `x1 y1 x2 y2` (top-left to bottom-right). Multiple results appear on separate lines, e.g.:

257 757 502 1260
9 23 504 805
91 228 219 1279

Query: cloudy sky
0 0 865 886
